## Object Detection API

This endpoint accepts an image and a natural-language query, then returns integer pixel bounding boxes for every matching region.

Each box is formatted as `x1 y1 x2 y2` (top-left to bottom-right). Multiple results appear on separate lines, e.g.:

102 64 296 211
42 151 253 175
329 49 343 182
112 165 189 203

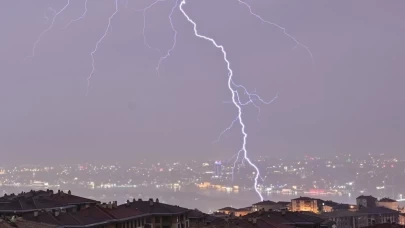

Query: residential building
216 207 235 215
322 201 340 213
120 198 190 228
399 213 405 225
324 211 369 228
377 198 399 211
291 197 321 213
251 200 276 212
187 210 223 228
206 211 334 228
0 217 57 228
324 207 400 228
357 196 377 208
0 189 99 215
234 207 251 217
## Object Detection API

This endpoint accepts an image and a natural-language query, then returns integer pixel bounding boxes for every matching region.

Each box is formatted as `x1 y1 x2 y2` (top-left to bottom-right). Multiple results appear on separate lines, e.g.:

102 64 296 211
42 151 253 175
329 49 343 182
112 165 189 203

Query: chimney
149 198 154 206
68 190 71 195
126 200 130 205
58 190 61 194
113 201 117 208
107 202 112 209
155 198 159 203
34 211 39 217
138 198 142 202
133 198 136 203
102 203 107 208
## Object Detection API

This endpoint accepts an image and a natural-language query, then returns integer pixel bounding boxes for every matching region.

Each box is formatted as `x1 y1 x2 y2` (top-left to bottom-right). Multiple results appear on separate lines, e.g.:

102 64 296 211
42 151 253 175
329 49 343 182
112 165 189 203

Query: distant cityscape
1 153 405 213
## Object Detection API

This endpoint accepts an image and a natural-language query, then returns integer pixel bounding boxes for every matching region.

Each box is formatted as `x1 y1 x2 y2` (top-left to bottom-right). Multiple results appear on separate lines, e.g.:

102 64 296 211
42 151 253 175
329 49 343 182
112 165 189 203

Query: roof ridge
46 211 62 225
67 211 83 225
32 198 38 209
94 205 115 219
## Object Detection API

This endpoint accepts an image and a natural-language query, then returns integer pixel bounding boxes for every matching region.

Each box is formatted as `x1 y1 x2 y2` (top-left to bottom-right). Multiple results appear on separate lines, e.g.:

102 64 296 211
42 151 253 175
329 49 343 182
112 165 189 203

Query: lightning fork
86 0 119 96
236 0 314 66
61 0 88 29
26 0 70 59
179 0 264 201
134 0 166 53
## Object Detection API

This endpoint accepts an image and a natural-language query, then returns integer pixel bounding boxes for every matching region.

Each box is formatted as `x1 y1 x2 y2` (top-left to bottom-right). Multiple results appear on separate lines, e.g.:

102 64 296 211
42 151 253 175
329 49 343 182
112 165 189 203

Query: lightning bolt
61 0 88 29
135 0 165 53
135 0 179 76
236 0 315 66
87 0 118 96
26 0 70 59
156 0 179 75
24 0 313 202
180 0 264 200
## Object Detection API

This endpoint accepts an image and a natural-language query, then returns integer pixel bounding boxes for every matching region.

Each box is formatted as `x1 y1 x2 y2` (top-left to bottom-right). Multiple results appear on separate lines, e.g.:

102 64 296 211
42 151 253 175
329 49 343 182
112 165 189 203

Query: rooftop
357 195 377 200
253 200 276 206
379 198 397 203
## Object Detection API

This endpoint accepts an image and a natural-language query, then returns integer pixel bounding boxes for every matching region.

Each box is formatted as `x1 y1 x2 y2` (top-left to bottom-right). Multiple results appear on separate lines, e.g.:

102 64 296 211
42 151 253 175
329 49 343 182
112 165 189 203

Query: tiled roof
0 218 57 228
69 206 113 225
218 207 236 211
253 200 276 206
291 197 317 201
0 190 97 213
235 207 251 212
123 199 188 215
356 195 377 200
378 198 397 202
99 205 144 220
204 211 328 228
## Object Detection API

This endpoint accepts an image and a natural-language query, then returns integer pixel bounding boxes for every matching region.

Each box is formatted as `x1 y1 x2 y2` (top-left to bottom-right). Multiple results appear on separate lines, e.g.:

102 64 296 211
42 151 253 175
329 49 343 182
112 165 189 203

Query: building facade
376 198 399 211
291 197 320 213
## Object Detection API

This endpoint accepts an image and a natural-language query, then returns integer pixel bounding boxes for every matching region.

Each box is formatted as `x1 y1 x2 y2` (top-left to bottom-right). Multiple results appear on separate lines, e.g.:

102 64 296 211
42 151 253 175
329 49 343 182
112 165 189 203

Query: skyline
0 0 404 164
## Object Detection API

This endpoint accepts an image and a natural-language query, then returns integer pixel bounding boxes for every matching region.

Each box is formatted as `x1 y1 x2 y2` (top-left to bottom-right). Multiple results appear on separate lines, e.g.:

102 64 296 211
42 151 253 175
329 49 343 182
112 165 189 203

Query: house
333 204 358 212
0 217 57 228
187 209 222 227
243 210 334 228
120 198 190 228
324 210 369 228
377 198 399 211
324 207 400 228
0 190 99 215
322 201 340 212
216 207 235 215
357 195 377 208
15 197 190 228
234 207 251 217
399 213 405 225
251 200 276 212
291 197 321 213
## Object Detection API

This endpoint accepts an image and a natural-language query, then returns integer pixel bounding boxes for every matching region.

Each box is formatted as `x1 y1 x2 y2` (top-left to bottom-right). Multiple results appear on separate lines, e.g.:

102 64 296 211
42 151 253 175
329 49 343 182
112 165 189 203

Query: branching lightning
135 0 179 76
87 0 118 95
26 0 70 59
156 0 179 75
62 0 88 29
236 0 315 66
26 0 313 202
179 0 264 200
135 0 165 53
